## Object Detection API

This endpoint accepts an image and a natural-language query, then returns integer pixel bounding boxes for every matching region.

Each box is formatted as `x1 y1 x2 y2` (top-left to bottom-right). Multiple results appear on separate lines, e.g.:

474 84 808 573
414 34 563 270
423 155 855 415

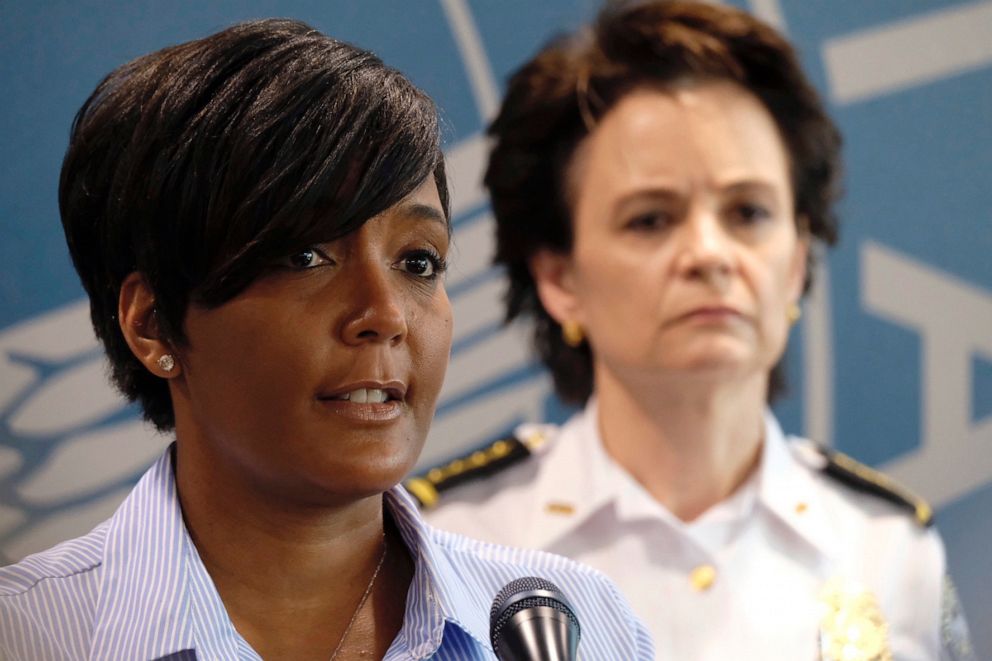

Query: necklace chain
328 532 388 661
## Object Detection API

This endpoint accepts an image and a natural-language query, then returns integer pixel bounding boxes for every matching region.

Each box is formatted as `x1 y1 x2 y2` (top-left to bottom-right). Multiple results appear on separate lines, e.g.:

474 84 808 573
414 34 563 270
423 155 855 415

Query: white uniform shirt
424 403 956 660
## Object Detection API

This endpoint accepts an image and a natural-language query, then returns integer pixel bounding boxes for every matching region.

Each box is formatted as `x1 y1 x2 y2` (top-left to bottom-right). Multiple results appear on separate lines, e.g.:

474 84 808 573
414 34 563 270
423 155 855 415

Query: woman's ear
118 272 181 378
529 249 583 326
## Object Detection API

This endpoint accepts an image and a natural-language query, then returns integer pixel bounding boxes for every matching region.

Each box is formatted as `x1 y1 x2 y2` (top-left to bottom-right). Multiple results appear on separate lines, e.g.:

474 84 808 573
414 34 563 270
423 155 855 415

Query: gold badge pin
818 578 892 661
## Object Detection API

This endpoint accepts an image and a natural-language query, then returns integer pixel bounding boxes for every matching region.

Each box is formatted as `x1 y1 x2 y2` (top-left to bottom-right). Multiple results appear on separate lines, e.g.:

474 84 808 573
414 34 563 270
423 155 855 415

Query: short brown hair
486 0 841 404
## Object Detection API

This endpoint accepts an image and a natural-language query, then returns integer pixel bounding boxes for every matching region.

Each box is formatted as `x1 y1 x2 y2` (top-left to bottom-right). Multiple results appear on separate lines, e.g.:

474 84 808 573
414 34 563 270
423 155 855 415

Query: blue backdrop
1 0 990 653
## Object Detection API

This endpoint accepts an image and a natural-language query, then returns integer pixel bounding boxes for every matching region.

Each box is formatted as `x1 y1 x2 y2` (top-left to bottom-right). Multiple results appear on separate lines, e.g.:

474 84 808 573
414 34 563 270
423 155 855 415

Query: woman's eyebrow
720 179 780 195
400 203 447 226
610 188 683 214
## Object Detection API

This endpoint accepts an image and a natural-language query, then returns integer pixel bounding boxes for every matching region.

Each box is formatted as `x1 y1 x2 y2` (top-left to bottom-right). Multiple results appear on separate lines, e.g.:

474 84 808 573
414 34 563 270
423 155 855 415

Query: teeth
341 388 388 404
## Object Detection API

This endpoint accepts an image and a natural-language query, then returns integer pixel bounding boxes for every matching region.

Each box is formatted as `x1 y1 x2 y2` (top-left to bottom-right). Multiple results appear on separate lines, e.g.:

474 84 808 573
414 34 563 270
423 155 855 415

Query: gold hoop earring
562 320 584 348
157 354 176 373
787 303 802 325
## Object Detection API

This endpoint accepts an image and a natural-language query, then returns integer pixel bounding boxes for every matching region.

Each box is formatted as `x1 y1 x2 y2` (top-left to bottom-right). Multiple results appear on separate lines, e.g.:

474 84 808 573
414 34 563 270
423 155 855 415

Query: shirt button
690 564 717 591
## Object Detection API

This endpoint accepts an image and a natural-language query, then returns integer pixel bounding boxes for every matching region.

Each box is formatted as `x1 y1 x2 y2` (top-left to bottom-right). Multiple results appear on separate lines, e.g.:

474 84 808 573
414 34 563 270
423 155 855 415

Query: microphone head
490 576 581 661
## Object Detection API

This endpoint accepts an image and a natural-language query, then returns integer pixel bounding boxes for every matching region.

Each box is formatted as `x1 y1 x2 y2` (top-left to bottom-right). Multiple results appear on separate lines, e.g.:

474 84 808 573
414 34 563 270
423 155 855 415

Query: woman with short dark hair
421 2 973 658
0 19 653 660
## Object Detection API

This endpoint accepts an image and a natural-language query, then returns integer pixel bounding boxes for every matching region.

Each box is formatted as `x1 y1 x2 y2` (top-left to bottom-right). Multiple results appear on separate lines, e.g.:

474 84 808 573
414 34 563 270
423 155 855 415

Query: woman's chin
322 456 418 498
246 451 420 508
656 351 769 384
653 334 782 376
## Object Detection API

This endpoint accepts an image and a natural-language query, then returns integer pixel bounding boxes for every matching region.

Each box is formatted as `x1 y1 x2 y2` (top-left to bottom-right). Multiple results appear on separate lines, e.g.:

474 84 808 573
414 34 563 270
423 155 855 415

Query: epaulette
404 432 545 509
818 446 933 527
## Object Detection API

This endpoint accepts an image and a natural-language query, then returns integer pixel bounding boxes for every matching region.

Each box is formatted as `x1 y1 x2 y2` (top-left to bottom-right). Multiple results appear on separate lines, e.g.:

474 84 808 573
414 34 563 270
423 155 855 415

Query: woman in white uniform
414 1 974 659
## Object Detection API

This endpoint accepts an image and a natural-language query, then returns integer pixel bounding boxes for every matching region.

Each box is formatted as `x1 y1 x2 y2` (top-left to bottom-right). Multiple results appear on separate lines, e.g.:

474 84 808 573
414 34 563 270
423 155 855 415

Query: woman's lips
676 306 746 324
316 398 403 422
320 381 407 402
316 381 408 423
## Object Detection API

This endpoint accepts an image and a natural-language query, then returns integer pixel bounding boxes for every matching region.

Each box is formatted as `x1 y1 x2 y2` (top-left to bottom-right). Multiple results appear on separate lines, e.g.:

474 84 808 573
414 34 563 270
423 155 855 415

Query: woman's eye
624 211 672 231
396 250 446 279
282 247 332 269
732 203 772 225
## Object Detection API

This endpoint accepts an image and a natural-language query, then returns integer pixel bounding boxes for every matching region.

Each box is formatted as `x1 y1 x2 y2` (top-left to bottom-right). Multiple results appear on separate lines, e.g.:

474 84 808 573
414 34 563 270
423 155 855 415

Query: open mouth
316 384 407 423
319 383 407 405
324 387 401 404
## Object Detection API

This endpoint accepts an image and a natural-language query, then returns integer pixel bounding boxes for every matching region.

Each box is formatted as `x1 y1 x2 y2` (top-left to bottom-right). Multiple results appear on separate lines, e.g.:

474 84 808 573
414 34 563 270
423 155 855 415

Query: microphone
489 576 581 661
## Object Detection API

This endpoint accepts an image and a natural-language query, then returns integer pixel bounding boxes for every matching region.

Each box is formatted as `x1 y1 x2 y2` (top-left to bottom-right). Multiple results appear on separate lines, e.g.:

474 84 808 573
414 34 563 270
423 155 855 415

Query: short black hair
60 18 449 430
485 0 841 404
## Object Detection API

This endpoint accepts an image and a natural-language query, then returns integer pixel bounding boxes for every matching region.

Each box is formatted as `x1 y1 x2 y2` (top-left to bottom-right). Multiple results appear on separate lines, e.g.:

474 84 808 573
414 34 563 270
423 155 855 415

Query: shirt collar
522 401 619 549
524 402 839 561
385 486 493 657
527 399 732 542
581 403 759 536
757 411 840 558
89 447 493 660
88 444 201 661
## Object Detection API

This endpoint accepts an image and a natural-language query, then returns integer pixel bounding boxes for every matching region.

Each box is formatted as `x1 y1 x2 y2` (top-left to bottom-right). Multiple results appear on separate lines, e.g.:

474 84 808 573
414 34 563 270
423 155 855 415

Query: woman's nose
339 263 407 346
674 210 734 282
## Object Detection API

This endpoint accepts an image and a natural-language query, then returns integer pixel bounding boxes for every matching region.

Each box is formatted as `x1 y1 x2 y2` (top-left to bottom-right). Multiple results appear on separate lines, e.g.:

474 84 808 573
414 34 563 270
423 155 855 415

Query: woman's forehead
569 82 790 203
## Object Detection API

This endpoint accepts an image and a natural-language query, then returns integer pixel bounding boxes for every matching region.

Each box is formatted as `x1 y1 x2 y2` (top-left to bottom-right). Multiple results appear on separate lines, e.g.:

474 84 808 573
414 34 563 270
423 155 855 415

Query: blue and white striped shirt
0 446 652 660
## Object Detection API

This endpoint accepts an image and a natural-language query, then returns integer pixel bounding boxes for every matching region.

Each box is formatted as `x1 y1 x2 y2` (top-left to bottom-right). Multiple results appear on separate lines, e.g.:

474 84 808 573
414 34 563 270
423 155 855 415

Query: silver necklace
328 533 388 661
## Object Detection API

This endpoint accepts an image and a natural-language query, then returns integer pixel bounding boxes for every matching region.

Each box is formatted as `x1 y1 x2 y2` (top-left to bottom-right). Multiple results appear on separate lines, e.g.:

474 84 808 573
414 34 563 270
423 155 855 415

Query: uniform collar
757 411 840 559
523 400 632 549
524 402 839 561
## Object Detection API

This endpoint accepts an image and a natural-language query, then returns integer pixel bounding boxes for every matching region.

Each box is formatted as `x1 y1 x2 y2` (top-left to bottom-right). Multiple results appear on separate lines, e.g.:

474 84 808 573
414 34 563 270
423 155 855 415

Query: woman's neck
595 367 768 522
173 443 412 659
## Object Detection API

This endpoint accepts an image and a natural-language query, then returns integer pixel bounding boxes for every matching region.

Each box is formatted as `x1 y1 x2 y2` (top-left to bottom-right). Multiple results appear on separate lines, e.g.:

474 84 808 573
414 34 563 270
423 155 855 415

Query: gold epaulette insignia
819 447 933 527
403 432 543 509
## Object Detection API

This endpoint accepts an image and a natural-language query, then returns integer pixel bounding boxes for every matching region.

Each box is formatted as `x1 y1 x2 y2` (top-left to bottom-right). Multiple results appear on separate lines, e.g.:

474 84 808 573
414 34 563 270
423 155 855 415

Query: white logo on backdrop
819 0 992 507
0 303 165 562
865 242 992 507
